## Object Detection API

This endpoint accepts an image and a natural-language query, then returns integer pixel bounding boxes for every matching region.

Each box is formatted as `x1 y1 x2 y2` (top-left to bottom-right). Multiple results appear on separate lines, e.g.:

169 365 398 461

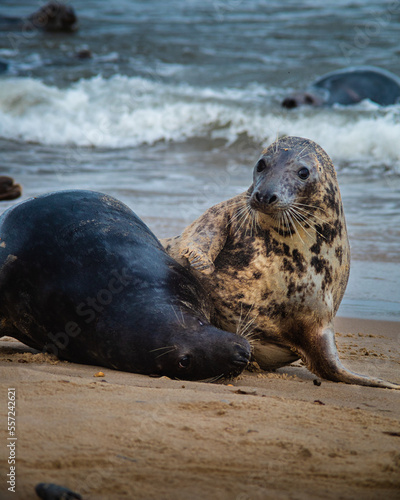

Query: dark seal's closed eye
178 355 192 369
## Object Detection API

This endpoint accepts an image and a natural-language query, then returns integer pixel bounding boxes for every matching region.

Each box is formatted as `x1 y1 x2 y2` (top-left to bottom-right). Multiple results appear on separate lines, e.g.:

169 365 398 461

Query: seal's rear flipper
0 318 42 351
300 324 400 389
0 318 19 339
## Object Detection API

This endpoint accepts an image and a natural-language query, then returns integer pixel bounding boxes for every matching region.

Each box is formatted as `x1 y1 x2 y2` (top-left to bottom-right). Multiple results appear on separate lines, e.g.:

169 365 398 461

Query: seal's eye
178 355 191 370
198 319 204 326
256 159 266 172
298 167 310 180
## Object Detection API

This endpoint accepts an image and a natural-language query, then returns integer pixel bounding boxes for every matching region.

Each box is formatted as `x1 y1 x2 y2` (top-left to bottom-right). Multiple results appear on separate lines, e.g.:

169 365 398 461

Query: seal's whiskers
292 202 334 228
295 143 312 161
171 305 186 328
292 201 328 213
249 207 259 237
149 345 178 359
286 209 305 244
282 210 293 238
200 373 225 383
236 205 252 235
236 303 257 345
289 207 326 240
228 204 249 226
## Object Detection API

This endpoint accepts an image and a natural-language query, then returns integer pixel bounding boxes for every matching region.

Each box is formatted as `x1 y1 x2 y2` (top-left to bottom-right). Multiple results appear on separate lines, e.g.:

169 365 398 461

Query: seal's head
147 307 251 381
281 92 322 109
249 136 339 234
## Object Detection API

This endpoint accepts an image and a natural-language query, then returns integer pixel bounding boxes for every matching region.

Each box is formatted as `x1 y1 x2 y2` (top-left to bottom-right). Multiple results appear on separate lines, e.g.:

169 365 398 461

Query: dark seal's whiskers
149 345 178 359
199 373 225 383
170 305 186 328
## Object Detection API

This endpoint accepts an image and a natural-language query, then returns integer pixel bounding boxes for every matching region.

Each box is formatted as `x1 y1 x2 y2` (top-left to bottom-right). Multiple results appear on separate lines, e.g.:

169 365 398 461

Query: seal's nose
233 343 251 367
282 97 297 109
254 191 279 206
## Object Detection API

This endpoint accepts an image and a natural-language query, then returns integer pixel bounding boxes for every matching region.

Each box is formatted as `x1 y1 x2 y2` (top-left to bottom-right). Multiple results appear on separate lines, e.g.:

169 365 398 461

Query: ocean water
0 0 399 321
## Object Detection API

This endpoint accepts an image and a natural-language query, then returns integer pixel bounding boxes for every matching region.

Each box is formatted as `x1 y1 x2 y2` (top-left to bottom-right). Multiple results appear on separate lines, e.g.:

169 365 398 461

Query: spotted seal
0 190 250 380
163 136 399 389
282 66 400 108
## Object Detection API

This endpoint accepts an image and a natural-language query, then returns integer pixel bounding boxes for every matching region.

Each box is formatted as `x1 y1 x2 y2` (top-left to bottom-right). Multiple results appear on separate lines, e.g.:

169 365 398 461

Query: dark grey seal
282 66 400 108
0 190 250 380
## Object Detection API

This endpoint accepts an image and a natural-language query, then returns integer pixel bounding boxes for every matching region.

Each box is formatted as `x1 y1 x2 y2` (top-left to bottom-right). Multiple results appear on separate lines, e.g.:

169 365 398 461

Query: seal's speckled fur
163 136 399 389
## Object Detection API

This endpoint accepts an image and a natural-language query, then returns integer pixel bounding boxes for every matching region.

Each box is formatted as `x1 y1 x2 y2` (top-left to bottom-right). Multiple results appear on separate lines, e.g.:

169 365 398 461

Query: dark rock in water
282 66 400 108
0 59 8 73
75 48 92 60
35 483 82 500
29 2 78 32
0 176 22 201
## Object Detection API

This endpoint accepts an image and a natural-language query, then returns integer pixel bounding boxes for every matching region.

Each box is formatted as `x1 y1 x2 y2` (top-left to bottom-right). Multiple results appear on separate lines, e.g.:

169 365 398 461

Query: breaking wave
0 75 400 170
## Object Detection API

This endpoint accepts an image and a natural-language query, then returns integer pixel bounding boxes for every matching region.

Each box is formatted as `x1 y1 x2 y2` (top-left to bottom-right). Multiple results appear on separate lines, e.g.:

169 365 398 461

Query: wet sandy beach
1 316 399 500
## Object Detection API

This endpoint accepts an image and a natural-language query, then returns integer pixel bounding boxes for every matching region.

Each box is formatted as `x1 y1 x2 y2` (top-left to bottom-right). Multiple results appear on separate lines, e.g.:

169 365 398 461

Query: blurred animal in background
0 177 22 201
282 66 400 108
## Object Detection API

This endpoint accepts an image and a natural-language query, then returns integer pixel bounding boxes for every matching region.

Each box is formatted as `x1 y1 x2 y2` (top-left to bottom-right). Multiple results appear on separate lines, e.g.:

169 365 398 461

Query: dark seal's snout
232 343 251 368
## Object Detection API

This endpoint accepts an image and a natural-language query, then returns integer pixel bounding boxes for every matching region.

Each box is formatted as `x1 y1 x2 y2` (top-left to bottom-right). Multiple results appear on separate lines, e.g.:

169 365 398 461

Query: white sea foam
0 75 399 169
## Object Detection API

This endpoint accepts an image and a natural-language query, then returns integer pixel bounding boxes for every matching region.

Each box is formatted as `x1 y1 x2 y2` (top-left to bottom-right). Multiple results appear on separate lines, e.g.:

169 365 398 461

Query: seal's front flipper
35 483 82 500
300 324 400 389
161 197 238 274
182 247 215 274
